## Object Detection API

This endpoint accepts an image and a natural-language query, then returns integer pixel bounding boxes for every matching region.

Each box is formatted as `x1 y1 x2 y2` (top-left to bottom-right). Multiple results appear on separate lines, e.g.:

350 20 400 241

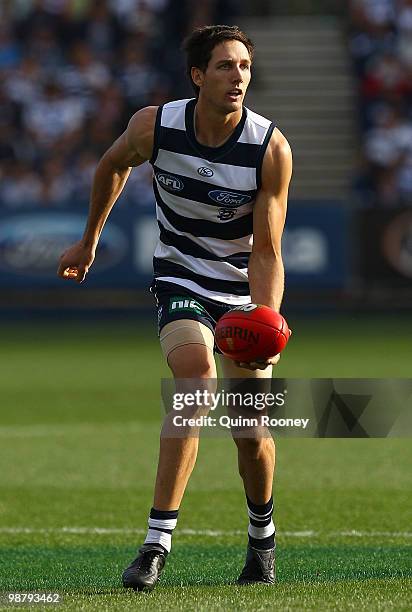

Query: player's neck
194 99 242 148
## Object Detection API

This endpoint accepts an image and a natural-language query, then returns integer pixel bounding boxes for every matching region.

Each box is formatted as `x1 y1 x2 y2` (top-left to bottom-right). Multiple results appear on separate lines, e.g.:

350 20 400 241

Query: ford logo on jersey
208 190 252 206
157 173 184 191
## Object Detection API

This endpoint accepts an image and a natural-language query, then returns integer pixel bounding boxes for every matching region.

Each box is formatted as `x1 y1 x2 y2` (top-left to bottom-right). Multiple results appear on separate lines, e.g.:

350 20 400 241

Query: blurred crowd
349 0 412 206
0 0 238 209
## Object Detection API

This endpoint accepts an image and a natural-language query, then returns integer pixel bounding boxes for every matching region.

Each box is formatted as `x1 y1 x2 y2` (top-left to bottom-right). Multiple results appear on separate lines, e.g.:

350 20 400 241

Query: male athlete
58 25 292 590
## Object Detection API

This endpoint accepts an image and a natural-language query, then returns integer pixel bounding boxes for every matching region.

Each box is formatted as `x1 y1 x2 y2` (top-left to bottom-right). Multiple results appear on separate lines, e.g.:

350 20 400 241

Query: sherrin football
215 304 291 362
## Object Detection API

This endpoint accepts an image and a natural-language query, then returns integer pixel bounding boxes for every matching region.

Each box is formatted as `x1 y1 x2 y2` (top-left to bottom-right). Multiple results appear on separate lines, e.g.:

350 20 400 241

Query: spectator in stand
364 105 412 206
94 82 128 132
396 0 412 72
82 116 117 158
23 79 86 150
350 0 412 205
3 55 43 110
117 40 164 114
15 0 61 38
351 0 395 27
0 85 20 134
113 0 167 37
0 160 43 208
397 157 412 203
0 25 21 69
349 0 396 82
22 25 64 72
71 150 99 203
0 126 18 167
362 51 411 99
361 51 412 128
82 0 124 60
58 41 111 114
39 156 75 207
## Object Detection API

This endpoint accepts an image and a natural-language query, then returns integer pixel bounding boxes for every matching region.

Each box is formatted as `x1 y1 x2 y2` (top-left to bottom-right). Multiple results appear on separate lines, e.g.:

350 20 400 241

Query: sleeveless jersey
149 98 275 305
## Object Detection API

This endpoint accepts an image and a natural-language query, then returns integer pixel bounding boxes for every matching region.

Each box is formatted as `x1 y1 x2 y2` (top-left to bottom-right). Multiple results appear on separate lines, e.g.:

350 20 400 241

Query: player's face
195 40 252 113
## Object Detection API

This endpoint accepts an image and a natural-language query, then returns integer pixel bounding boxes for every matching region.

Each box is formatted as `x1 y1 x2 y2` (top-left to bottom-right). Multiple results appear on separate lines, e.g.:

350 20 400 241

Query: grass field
0 315 411 610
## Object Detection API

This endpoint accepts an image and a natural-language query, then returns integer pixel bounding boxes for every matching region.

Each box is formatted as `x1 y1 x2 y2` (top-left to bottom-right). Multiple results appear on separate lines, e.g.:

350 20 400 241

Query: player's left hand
235 354 281 371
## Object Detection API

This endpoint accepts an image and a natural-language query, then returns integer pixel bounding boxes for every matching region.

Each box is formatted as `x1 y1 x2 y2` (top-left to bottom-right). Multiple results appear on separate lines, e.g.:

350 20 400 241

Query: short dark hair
182 25 254 96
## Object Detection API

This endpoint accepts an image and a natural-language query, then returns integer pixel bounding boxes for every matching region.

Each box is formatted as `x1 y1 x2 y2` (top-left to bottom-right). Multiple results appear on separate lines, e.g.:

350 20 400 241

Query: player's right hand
236 353 281 370
57 241 96 283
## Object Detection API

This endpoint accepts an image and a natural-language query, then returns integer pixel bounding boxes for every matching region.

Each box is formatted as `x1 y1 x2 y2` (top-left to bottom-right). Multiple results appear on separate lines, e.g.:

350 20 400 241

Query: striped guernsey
149 98 275 305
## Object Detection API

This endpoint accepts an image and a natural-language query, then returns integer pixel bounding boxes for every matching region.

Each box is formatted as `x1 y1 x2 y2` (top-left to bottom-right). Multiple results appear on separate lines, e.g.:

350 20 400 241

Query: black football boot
122 544 168 592
237 544 276 585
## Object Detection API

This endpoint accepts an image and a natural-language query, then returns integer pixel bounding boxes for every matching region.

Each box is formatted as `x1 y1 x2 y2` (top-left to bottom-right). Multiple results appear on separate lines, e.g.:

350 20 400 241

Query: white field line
0 527 411 538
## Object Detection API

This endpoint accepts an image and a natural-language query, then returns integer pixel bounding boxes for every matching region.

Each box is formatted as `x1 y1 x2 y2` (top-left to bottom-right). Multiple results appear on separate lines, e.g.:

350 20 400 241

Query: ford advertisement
0 203 350 289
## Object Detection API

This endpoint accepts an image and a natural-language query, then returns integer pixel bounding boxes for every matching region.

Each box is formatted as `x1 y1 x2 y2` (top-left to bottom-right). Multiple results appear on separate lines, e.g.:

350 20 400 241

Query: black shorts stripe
159 127 261 168
158 222 250 268
154 182 253 239
153 165 256 208
153 258 250 295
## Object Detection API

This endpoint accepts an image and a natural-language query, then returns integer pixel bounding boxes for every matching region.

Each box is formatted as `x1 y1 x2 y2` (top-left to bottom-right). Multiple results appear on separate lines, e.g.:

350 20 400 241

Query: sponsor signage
0 214 126 276
156 173 184 192
0 209 133 288
284 204 350 288
197 167 214 177
359 209 412 286
0 202 350 290
208 190 252 206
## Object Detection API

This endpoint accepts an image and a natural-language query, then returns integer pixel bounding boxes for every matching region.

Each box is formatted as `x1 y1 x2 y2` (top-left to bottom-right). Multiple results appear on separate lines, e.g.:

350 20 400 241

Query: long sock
143 507 178 553
246 495 275 550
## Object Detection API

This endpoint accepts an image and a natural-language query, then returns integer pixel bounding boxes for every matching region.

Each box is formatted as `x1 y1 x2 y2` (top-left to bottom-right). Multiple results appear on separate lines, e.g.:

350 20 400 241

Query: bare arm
57 106 157 282
236 129 292 370
248 128 292 310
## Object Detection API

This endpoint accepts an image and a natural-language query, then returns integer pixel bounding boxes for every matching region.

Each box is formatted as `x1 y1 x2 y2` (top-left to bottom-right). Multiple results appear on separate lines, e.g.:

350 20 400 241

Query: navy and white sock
143 507 179 553
247 495 275 550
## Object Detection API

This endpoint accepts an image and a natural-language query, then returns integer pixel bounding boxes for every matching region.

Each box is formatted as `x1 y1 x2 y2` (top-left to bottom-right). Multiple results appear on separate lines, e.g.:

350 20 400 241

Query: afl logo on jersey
198 166 214 177
157 172 184 192
209 190 252 206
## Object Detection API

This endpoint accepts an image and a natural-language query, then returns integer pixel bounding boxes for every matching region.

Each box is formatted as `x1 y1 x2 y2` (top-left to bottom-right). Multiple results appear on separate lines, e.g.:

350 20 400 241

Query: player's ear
191 67 204 89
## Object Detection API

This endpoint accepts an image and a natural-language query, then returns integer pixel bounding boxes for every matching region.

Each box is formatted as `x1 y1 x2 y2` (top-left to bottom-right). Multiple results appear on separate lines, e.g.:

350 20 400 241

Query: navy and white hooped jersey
149 98 275 305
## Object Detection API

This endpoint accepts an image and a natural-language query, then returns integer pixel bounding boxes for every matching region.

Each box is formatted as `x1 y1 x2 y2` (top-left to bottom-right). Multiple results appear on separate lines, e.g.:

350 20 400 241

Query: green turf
1 543 411 610
0 316 411 610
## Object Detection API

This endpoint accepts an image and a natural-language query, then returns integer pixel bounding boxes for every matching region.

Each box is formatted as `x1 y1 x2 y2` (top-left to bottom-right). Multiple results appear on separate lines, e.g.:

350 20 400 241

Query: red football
215 304 291 362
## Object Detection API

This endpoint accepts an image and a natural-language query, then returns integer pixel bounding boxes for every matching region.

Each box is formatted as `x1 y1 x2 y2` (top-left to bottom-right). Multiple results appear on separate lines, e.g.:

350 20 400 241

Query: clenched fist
57 241 96 283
